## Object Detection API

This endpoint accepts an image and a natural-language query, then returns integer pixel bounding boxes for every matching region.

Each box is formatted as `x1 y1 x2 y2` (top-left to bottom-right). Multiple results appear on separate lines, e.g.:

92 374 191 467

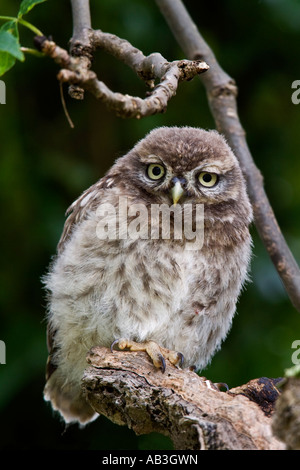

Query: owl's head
111 127 251 216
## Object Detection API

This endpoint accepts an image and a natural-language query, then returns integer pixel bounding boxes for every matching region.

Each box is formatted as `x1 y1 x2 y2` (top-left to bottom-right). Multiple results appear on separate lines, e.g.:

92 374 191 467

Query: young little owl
43 126 253 424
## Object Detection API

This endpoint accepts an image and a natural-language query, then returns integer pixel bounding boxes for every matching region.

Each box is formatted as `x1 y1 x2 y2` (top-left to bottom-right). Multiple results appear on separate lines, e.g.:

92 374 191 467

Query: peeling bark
81 347 285 450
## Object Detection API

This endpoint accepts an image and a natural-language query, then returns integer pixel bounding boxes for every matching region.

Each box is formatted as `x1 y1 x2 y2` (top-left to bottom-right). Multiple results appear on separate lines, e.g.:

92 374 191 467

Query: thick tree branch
155 0 300 312
82 346 284 450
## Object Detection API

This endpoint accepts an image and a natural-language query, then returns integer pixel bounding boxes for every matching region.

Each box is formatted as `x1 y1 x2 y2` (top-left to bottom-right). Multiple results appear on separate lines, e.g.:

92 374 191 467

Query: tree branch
82 346 284 450
155 0 300 312
69 0 93 100
70 0 91 38
35 1 209 117
272 376 300 450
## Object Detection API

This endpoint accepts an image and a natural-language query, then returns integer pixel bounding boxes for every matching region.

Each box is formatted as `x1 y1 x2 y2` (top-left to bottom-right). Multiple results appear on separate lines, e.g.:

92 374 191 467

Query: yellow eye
147 164 165 180
198 172 218 188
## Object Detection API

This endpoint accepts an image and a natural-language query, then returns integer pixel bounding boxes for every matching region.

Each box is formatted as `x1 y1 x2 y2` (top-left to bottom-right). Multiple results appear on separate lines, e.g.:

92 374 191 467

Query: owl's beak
170 180 185 205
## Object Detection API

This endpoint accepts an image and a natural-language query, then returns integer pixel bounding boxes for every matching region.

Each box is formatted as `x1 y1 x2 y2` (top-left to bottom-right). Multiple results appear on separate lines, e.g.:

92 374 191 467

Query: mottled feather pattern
58 177 117 252
43 126 253 424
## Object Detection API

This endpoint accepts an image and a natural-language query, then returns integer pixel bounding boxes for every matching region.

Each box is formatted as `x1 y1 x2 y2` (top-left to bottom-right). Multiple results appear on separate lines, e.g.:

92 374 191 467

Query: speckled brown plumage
43 126 253 424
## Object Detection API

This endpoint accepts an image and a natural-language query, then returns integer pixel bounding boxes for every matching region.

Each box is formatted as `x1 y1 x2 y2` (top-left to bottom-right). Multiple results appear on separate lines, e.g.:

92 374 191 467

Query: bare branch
155 0 300 312
82 347 284 450
69 0 93 100
33 0 206 114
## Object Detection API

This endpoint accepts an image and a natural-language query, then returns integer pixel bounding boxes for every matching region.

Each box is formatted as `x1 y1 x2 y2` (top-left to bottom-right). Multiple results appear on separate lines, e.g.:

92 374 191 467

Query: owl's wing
45 174 117 382
57 174 116 254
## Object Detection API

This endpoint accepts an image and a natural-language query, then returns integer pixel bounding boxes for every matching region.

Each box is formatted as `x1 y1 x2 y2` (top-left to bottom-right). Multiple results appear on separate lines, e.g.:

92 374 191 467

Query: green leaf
0 21 20 76
18 0 47 18
0 52 16 76
0 20 19 39
0 30 24 61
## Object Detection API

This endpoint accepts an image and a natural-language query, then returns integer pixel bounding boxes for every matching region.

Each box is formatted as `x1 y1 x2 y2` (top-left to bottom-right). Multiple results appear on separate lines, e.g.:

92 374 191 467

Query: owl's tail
44 370 97 425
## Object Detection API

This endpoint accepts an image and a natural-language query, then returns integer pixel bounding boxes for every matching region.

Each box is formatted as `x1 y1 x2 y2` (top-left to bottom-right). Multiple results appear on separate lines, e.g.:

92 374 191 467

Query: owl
43 126 253 424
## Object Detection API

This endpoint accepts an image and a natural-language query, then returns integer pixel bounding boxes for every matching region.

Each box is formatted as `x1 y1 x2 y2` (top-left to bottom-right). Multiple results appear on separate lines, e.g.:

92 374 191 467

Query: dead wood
81 346 285 450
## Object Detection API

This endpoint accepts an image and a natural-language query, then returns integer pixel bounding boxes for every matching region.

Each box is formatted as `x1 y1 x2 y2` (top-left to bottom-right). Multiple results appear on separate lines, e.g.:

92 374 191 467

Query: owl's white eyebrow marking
196 161 235 173
139 154 163 164
193 164 223 173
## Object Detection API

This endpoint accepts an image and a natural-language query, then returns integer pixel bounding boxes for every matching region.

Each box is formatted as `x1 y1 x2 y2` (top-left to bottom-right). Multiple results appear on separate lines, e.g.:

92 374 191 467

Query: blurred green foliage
0 0 299 450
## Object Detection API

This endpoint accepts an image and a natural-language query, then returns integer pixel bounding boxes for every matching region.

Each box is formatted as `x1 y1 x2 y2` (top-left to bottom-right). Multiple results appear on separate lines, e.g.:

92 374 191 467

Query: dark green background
0 0 299 450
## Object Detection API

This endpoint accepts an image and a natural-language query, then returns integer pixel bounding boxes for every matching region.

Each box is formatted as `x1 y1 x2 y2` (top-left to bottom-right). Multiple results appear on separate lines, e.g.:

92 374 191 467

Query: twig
59 82 74 128
69 0 92 100
155 0 300 312
70 0 91 38
32 0 205 116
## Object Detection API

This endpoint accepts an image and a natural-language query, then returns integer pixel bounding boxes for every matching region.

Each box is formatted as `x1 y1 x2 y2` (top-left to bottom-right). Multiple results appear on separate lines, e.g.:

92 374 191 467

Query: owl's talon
157 354 166 373
214 382 229 392
110 338 120 353
109 338 182 372
178 352 184 368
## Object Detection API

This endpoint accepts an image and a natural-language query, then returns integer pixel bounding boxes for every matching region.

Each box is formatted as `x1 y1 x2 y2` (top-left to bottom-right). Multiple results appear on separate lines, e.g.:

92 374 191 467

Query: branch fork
34 29 209 119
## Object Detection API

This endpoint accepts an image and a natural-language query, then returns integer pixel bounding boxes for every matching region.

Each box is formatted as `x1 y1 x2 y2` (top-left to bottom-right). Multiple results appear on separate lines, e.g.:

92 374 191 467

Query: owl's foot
111 338 184 373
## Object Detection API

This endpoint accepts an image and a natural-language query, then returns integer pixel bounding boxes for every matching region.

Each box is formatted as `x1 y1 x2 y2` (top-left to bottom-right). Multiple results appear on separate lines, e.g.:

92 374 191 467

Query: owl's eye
198 172 218 188
147 164 165 180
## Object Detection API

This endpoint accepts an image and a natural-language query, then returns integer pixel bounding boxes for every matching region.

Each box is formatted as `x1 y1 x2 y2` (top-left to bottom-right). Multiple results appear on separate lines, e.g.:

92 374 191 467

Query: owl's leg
111 338 184 373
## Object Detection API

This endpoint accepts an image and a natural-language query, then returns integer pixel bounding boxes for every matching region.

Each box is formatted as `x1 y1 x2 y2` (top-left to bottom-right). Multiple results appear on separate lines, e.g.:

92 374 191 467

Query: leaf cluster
0 0 46 76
